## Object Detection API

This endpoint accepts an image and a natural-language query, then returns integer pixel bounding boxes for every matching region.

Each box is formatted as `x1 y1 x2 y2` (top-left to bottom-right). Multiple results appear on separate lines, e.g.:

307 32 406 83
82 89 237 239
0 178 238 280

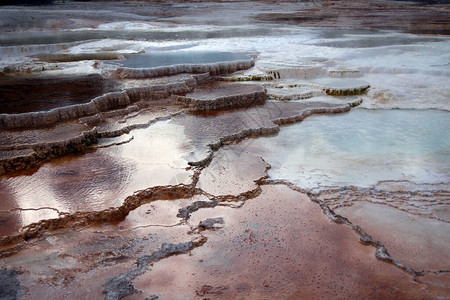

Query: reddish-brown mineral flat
1 224 199 299
1 185 435 299
335 202 450 272
127 185 433 299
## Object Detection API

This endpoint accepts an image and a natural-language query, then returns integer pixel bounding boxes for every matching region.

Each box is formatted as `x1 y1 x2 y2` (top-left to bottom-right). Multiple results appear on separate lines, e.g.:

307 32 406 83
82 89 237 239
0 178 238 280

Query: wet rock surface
128 185 434 299
0 74 119 115
197 146 269 196
0 1 449 299
176 82 266 111
103 240 202 300
315 184 450 272
197 217 224 230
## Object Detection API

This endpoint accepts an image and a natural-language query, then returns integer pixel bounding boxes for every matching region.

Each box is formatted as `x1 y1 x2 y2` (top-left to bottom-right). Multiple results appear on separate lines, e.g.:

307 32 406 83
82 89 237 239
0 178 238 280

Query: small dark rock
103 271 139 300
198 217 225 230
375 246 393 262
359 233 373 245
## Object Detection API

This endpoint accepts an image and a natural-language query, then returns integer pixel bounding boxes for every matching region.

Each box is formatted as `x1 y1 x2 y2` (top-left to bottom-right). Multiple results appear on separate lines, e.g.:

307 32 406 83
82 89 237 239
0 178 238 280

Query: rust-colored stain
130 185 433 299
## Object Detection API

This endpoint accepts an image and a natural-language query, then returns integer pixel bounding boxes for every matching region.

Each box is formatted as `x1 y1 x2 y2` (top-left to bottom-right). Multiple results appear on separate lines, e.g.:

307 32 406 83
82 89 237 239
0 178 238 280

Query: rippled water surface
0 74 118 114
0 121 193 234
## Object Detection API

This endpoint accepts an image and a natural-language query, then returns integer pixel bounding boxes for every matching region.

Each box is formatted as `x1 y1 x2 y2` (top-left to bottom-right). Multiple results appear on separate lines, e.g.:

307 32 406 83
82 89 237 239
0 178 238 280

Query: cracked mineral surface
0 0 449 299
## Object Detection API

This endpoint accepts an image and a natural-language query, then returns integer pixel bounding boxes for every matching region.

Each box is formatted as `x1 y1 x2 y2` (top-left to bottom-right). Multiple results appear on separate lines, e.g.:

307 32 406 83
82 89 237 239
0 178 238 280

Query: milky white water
242 109 450 189
2 20 448 108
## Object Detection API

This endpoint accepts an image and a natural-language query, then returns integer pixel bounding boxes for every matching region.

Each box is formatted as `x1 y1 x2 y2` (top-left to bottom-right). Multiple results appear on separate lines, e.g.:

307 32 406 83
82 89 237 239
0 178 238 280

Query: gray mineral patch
103 242 195 300
0 269 26 300
198 217 225 230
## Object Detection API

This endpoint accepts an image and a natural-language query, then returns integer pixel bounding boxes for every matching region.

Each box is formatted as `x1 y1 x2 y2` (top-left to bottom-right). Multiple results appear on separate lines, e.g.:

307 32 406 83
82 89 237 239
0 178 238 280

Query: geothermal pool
113 51 252 68
241 108 450 189
0 1 449 299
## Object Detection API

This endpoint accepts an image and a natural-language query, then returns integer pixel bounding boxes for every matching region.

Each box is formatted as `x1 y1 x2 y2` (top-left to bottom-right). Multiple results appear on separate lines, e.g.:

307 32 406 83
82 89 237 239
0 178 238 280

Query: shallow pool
115 50 251 68
242 109 450 188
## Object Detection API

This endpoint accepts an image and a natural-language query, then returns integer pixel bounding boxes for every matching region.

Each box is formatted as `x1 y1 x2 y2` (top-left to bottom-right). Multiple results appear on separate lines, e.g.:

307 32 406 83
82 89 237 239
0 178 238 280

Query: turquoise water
243 109 450 188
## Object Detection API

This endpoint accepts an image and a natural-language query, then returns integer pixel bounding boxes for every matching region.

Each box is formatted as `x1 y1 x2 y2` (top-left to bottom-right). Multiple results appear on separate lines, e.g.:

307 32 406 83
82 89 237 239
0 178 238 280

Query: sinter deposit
0 1 449 299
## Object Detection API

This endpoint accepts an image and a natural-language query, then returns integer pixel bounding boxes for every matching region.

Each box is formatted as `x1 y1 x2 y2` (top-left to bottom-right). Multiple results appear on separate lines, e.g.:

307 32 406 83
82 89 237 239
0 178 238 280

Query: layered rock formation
0 1 448 299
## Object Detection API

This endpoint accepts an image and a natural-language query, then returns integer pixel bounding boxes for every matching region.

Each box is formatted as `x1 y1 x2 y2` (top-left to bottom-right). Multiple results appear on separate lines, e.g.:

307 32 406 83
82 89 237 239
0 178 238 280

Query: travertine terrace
0 1 449 299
